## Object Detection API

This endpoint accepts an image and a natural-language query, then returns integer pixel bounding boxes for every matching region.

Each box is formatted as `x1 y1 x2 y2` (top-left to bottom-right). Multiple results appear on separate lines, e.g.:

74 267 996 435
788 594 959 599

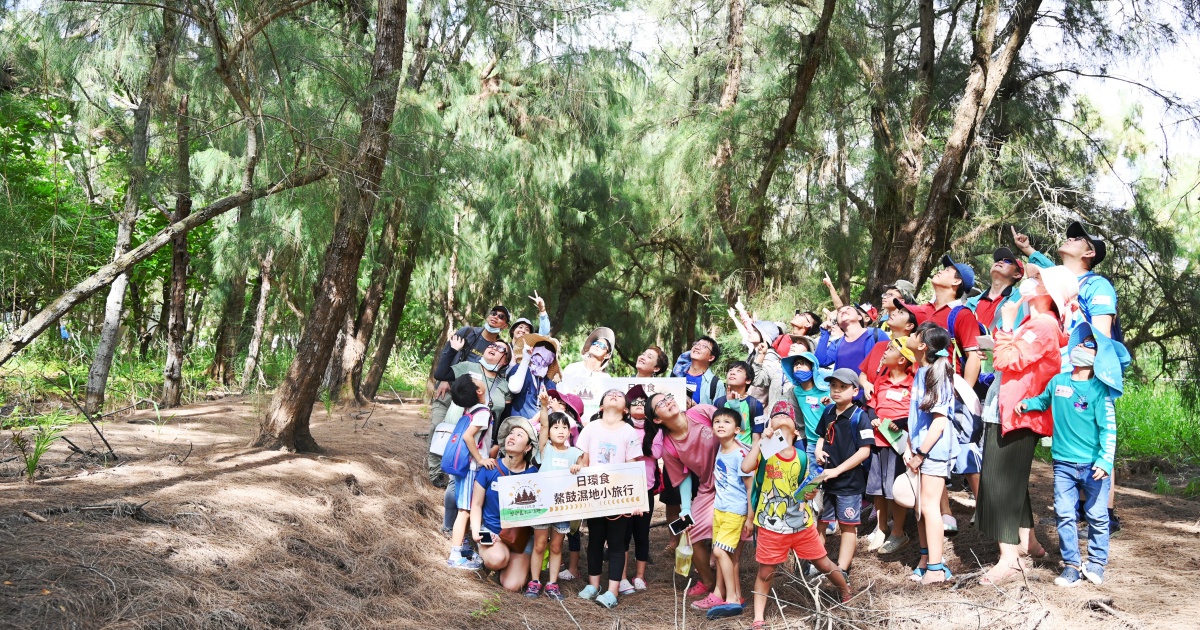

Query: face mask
529 348 553 377
792 368 813 383
1017 278 1042 301
1069 347 1096 367
481 359 501 372
630 417 645 429
483 323 502 334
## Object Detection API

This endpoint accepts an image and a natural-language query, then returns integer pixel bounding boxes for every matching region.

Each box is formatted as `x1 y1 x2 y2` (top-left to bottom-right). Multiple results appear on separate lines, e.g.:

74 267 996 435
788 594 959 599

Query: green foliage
1115 385 1200 464
469 594 501 620
5 410 68 482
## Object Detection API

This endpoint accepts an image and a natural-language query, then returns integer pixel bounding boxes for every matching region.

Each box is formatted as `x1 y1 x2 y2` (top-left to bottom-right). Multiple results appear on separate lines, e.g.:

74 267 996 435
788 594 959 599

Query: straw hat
513 334 563 382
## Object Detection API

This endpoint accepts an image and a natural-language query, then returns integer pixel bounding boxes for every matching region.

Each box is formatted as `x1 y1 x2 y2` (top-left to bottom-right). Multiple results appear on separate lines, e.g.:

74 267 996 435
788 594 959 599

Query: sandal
920 562 953 584
979 562 1024 586
908 548 929 582
751 622 768 630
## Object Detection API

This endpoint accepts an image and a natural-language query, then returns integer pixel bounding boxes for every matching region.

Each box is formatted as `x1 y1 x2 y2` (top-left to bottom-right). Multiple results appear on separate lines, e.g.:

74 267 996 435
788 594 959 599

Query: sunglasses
629 400 647 408
653 394 676 409
591 340 610 349
487 343 509 355
1080 339 1097 350
997 258 1016 265
488 309 510 321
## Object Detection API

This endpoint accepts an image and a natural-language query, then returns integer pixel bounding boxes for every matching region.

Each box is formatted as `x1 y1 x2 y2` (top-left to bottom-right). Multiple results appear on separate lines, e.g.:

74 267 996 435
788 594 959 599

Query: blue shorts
819 493 862 526
954 441 982 475
452 470 477 511
533 521 572 534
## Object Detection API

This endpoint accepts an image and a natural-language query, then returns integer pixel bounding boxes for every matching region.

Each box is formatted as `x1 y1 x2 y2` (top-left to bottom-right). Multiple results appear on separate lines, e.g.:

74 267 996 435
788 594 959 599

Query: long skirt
976 423 1040 545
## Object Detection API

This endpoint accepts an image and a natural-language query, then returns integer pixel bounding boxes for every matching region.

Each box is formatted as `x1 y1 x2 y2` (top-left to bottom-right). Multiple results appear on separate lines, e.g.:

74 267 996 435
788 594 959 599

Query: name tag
1092 295 1113 306
551 457 568 469
490 481 499 491
805 396 819 405
753 414 767 425
859 429 874 440
1054 385 1073 398
885 388 906 402
1021 330 1038 345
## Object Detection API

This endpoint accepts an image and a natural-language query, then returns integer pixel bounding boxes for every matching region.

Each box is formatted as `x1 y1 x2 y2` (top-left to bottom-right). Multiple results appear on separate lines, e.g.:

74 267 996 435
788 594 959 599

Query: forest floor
1 397 1198 629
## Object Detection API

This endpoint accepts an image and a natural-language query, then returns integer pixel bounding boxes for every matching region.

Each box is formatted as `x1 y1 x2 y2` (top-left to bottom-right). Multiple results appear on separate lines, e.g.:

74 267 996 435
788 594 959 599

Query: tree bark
337 200 402 404
162 95 191 407
711 0 746 286
0 165 327 367
84 11 177 414
361 222 422 400
206 207 250 387
255 0 409 452
240 248 274 394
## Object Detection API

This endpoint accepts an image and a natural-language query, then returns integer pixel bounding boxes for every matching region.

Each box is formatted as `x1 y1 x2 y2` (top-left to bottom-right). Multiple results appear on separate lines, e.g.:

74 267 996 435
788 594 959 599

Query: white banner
556 376 688 421
498 463 648 528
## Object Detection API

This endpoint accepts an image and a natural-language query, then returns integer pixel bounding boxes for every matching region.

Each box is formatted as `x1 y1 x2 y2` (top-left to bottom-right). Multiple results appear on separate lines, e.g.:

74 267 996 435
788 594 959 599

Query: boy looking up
705 408 754 620
1017 324 1116 587
744 401 851 628
713 360 766 448
815 369 874 573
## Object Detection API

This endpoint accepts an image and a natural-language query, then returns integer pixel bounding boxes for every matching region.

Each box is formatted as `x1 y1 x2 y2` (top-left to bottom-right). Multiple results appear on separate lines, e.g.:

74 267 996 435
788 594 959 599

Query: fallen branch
22 510 47 522
1085 598 1142 628
43 373 117 461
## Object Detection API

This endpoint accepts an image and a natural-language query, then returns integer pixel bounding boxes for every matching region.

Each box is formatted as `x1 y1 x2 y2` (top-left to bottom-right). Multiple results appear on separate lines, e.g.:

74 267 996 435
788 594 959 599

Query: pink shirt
576 420 641 467
630 422 664 490
662 405 720 495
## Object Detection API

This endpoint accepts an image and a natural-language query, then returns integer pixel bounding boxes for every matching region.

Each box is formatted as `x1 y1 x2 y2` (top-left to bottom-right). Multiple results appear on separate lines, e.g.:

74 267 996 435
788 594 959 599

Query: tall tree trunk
835 123 852 304
162 95 191 407
237 268 264 357
240 248 274 394
361 224 422 401
206 238 249 387
424 209 461 399
255 0 409 452
337 200 402 404
710 0 746 287
84 11 177 414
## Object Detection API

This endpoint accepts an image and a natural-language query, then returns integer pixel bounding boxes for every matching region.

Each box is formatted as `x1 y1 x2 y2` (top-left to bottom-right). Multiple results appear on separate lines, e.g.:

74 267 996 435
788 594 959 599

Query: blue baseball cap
940 254 976 293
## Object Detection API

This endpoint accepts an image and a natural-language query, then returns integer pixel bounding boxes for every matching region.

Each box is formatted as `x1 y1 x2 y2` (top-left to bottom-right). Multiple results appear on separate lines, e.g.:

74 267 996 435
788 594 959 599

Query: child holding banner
527 406 584 601
575 389 642 609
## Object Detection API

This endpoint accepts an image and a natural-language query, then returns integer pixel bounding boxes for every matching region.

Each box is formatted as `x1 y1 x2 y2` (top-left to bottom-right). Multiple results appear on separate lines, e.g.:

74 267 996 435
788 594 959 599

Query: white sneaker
633 577 647 591
865 529 887 551
618 579 636 595
879 534 909 554
558 569 576 581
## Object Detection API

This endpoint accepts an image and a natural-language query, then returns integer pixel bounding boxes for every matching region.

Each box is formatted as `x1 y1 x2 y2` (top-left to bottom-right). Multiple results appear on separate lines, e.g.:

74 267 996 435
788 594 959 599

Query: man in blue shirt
671 336 726 406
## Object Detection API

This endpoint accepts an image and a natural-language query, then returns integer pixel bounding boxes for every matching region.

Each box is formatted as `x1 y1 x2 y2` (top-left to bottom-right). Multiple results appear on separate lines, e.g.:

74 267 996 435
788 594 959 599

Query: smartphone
668 514 694 536
479 532 495 546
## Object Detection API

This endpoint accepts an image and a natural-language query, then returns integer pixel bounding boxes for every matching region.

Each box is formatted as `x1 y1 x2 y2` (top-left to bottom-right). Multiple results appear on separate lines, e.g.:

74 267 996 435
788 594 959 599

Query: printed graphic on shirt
596 441 617 464
754 455 815 534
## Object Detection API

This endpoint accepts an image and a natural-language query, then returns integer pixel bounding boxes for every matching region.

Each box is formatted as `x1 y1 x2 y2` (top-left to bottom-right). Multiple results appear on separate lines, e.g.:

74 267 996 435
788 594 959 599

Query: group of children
432 223 1125 625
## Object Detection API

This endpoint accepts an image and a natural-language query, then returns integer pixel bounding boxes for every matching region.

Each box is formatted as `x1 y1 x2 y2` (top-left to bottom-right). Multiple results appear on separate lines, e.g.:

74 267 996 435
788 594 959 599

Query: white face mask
1017 277 1042 300
483 323 502 334
481 359 501 372
1069 346 1096 367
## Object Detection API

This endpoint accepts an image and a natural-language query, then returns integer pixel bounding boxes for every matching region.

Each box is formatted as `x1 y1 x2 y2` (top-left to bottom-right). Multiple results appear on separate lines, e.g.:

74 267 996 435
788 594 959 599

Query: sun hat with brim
513 333 563 382
547 390 584 424
892 469 920 510
752 320 783 346
824 367 860 387
497 416 539 464
1022 265 1079 323
1067 221 1107 267
780 352 829 391
582 327 617 367
884 279 918 304
941 254 976 293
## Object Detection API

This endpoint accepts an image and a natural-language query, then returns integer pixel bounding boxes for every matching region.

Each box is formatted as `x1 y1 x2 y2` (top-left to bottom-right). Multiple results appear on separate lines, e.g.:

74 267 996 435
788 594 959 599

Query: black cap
489 304 512 323
1066 221 1107 267
993 247 1017 262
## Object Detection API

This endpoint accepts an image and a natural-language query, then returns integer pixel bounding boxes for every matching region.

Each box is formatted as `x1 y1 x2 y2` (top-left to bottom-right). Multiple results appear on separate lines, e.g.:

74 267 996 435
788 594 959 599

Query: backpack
1079 273 1124 343
947 305 995 397
950 375 983 445
440 405 490 478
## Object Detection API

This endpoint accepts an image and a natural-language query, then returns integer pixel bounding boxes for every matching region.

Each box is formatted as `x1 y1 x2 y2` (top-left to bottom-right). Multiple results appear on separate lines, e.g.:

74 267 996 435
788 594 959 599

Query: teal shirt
1021 373 1116 473
793 386 825 445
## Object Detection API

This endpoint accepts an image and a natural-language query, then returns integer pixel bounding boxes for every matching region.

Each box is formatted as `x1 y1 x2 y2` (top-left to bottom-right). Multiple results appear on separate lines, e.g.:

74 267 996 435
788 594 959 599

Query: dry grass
1 397 1197 629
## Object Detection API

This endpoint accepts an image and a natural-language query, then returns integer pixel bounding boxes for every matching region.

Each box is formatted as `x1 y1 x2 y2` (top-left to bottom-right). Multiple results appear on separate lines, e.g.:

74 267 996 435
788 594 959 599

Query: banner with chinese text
498 463 648 528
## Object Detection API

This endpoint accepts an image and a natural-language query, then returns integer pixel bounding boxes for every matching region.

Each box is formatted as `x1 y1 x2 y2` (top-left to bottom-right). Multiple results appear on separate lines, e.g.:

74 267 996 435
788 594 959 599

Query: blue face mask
792 368 813 383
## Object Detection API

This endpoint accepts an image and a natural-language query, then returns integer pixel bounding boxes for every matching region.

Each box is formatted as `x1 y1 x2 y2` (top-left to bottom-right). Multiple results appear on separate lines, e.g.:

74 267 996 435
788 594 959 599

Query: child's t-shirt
576 420 641 466
539 444 584 475
463 404 493 472
713 394 766 446
474 460 538 533
752 449 815 534
815 404 873 495
713 444 752 515
794 387 825 446
908 366 958 462
1021 373 1116 473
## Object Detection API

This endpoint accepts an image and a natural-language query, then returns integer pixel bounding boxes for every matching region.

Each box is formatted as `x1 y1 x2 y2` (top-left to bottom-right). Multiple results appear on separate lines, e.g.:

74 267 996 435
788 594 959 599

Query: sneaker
618 579 636 595
705 603 744 619
524 580 542 598
578 584 600 600
805 562 822 578
1109 509 1122 535
865 529 887 551
942 514 959 536
691 593 724 611
558 569 577 582
446 555 482 570
879 534 909 554
825 522 838 535
440 527 452 538
686 582 710 598
595 591 619 609
544 583 565 601
1054 566 1083 587
633 577 647 591
1083 563 1105 585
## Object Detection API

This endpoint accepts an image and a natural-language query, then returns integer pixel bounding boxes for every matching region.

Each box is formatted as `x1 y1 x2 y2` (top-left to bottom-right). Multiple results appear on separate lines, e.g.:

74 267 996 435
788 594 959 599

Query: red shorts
755 526 827 566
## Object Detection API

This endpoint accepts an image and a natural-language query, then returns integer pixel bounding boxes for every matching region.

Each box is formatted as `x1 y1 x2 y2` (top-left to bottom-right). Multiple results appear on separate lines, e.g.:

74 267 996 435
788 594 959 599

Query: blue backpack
947 305 995 395
440 405 489 477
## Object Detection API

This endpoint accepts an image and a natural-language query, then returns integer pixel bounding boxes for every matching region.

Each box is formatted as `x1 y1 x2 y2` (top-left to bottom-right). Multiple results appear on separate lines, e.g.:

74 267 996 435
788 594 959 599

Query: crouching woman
471 416 540 591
